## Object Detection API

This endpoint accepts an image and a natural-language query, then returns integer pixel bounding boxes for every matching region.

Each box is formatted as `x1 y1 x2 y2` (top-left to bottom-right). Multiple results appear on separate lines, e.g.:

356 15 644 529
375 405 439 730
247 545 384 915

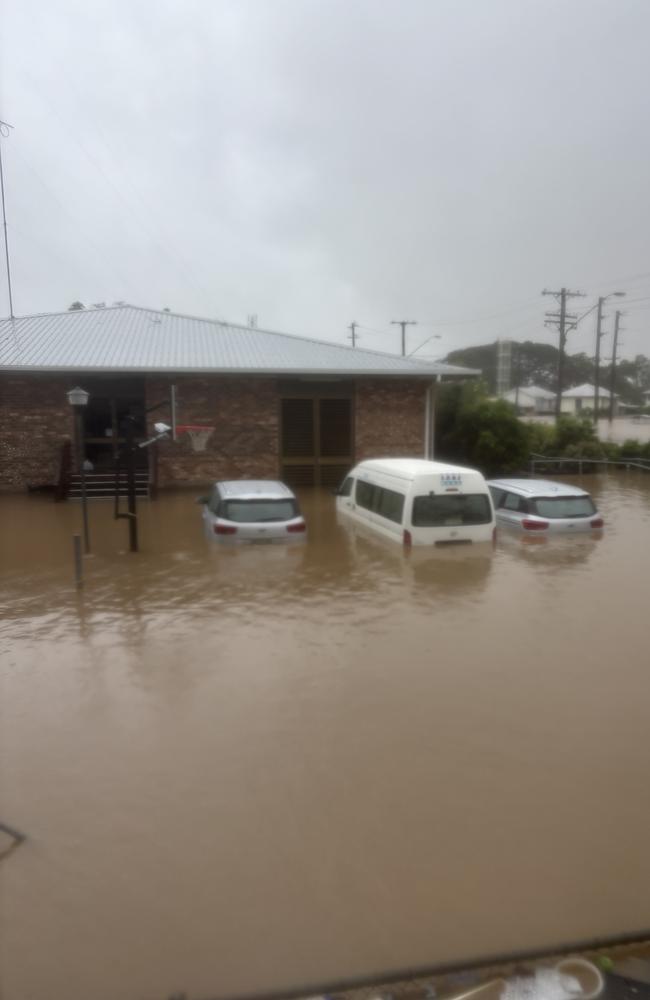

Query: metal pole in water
125 416 139 552
73 534 83 587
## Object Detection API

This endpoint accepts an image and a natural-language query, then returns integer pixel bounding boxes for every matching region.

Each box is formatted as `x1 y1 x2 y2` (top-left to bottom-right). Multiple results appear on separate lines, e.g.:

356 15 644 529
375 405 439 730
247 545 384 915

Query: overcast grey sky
1 0 649 359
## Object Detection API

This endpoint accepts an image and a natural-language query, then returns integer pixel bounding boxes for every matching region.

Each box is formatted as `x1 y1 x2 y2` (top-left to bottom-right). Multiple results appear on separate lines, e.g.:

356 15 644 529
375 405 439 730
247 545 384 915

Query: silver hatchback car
201 480 306 543
487 479 603 534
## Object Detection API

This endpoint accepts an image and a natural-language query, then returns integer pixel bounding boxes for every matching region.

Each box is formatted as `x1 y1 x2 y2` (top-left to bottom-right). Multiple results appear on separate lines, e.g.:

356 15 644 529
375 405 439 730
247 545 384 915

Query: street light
407 333 442 357
67 386 90 553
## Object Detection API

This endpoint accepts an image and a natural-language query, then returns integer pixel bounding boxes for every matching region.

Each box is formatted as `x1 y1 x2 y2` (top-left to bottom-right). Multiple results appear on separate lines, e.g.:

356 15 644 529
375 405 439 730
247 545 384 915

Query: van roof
215 480 295 500
354 458 483 478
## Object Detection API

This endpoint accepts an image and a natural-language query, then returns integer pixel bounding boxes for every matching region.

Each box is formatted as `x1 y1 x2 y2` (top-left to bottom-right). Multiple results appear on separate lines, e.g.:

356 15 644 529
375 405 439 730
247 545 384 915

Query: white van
335 458 496 546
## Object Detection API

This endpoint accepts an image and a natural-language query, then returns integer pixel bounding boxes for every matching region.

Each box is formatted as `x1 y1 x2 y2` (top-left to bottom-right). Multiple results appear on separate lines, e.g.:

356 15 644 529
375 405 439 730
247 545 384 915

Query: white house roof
503 384 555 400
562 382 616 398
0 305 479 378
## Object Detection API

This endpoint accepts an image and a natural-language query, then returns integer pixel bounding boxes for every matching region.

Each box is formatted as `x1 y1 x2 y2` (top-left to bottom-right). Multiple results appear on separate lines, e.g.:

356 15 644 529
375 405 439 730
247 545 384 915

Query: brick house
0 305 478 493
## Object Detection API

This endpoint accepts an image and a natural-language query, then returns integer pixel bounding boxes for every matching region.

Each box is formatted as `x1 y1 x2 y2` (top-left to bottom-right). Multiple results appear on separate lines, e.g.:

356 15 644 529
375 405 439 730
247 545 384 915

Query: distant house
501 385 555 414
560 383 618 416
0 305 480 493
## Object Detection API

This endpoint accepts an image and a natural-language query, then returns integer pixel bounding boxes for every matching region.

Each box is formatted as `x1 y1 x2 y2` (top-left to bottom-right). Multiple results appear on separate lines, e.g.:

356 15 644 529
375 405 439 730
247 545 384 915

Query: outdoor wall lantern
66 386 90 408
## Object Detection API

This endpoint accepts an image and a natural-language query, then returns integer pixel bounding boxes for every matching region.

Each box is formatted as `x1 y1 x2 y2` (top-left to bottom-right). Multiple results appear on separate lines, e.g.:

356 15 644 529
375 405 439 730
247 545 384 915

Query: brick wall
0 375 74 491
355 378 426 461
146 376 280 487
0 372 427 492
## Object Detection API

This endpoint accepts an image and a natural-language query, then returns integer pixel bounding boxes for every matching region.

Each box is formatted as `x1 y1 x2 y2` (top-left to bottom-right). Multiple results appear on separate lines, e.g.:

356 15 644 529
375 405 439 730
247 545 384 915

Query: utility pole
347 321 359 348
391 319 417 357
608 310 622 423
593 297 605 423
542 288 585 420
0 119 14 319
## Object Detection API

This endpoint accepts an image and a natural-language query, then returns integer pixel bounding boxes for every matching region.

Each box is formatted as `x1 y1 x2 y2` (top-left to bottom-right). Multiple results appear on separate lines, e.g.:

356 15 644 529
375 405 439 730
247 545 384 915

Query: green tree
436 382 529 475
68 301 85 311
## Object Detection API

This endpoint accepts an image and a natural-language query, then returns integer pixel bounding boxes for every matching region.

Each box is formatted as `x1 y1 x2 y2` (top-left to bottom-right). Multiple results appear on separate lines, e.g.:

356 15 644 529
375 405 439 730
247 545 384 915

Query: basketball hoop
175 425 215 452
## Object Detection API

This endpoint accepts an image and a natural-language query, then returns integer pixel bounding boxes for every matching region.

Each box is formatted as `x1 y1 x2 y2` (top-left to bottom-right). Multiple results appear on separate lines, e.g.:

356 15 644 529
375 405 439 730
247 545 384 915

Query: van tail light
287 520 306 533
522 519 549 531
590 517 604 529
214 523 237 535
403 529 412 546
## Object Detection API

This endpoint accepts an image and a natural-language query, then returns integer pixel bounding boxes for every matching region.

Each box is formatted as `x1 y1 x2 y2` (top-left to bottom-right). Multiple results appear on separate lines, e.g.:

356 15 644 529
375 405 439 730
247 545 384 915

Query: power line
20 80 223 314
0 118 15 318
10 146 142 302
418 297 543 328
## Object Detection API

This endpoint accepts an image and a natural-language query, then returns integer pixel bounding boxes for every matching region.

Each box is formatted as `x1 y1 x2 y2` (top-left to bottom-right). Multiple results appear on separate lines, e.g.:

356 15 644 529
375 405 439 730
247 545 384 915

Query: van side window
356 481 404 523
338 476 354 497
356 480 376 510
375 487 405 524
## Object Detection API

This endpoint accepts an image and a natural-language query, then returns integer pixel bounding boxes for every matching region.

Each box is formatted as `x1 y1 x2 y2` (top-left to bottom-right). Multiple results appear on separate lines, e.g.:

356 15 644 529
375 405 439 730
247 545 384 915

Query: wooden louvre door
280 390 353 487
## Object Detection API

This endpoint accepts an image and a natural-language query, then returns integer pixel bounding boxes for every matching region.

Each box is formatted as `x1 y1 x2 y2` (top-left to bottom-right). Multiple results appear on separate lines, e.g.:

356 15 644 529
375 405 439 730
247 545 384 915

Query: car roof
215 480 295 500
487 478 591 498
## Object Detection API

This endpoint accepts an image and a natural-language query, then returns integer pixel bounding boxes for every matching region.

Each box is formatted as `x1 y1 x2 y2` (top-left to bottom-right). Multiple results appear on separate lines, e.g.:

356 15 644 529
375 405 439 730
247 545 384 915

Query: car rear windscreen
221 499 298 522
531 496 595 518
412 494 492 527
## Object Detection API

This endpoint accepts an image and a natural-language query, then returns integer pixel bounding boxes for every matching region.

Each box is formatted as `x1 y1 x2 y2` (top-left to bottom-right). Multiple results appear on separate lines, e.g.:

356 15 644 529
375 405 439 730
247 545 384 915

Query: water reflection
2 474 650 1000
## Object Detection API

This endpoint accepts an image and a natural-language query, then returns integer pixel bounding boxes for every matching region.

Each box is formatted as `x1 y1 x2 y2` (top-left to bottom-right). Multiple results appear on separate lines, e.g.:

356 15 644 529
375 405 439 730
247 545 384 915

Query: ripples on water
1 473 650 1000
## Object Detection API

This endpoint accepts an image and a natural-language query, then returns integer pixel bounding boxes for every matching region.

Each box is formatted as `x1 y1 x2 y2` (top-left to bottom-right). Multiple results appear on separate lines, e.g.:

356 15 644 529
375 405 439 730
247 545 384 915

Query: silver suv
487 479 603 534
201 480 306 543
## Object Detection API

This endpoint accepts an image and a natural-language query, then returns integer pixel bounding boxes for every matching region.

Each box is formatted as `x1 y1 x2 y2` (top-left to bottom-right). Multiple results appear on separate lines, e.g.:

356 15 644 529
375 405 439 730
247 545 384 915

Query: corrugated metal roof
503 384 555 400
0 305 480 377
563 382 615 398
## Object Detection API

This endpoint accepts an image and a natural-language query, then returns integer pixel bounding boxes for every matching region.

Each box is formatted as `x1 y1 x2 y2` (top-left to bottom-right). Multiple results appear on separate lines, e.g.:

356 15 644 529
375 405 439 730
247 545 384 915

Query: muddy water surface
1 475 649 1000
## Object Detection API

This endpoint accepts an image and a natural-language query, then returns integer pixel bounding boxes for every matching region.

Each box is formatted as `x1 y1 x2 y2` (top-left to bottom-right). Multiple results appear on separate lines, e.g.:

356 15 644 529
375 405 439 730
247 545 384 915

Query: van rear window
412 494 492 527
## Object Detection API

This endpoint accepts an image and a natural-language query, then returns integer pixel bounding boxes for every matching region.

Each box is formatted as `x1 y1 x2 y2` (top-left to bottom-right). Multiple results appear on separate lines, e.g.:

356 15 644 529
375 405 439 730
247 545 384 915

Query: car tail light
521 518 549 531
403 529 412 546
287 520 306 533
590 517 604 528
214 523 237 535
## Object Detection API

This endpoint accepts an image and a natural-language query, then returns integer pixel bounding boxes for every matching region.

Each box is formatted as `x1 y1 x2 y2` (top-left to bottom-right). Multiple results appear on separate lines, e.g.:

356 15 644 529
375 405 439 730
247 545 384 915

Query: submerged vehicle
487 478 603 534
336 459 496 546
200 480 306 544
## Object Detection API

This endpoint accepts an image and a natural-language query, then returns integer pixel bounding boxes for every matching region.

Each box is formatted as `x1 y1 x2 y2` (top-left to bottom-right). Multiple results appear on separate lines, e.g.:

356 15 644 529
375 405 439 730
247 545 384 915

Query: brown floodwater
1 474 650 1000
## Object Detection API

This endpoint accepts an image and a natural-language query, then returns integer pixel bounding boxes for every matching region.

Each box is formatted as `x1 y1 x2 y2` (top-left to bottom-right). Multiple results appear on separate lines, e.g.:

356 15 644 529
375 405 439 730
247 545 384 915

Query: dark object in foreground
0 820 26 860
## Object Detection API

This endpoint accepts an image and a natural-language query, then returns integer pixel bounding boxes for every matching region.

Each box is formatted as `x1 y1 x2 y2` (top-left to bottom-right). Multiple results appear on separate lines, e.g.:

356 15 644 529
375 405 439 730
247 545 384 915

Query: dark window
503 493 528 513
531 496 595 518
338 476 354 497
355 481 405 524
488 486 506 508
219 499 298 523
412 494 492 527
375 487 405 524
355 480 376 510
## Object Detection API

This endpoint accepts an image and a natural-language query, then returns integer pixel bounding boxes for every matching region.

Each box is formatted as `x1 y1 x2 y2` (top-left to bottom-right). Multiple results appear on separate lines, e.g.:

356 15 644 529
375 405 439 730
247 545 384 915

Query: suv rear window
531 496 595 519
412 494 492 526
220 499 298 522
